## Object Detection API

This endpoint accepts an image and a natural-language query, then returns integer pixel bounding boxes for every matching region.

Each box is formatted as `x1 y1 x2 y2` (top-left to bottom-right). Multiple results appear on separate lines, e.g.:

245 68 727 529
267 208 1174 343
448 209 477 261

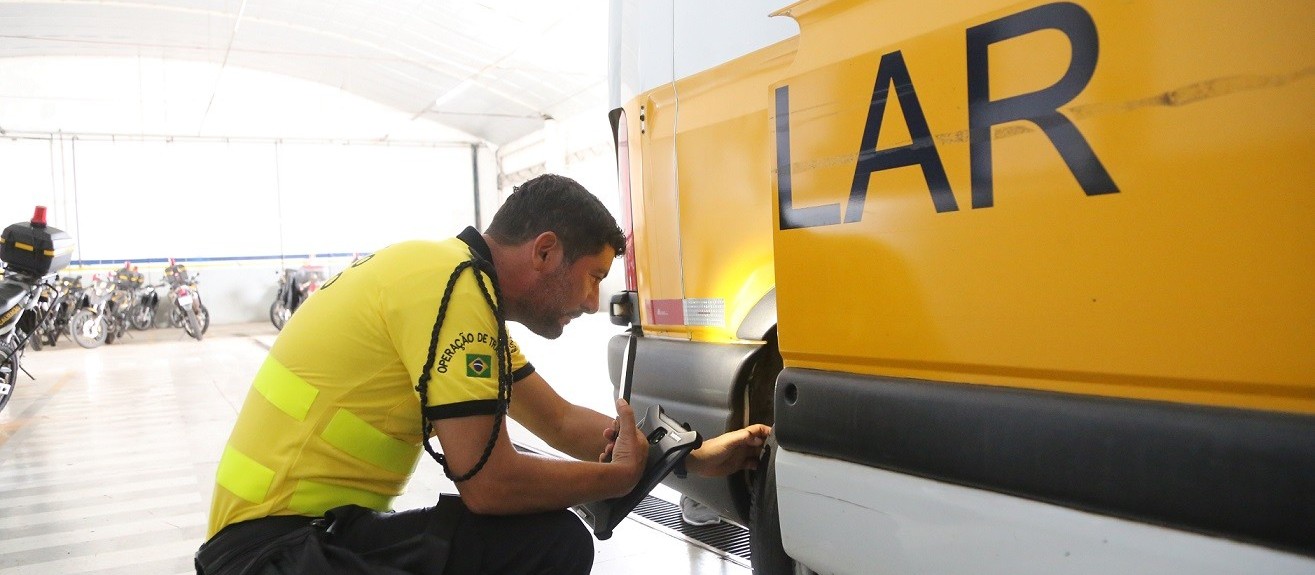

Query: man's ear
530 232 561 271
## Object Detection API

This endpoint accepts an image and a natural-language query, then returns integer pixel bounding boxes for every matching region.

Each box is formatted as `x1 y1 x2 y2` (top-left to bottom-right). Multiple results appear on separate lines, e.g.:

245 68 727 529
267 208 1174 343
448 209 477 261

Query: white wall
0 136 484 324
0 138 63 227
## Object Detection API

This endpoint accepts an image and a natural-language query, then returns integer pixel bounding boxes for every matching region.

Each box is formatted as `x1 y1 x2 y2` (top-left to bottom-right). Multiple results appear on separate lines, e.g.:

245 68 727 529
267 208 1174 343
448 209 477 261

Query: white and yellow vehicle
607 0 1315 573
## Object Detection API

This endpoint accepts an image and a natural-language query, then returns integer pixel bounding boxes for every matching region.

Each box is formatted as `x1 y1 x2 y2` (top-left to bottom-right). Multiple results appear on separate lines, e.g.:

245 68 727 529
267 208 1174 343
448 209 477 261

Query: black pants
195 496 593 575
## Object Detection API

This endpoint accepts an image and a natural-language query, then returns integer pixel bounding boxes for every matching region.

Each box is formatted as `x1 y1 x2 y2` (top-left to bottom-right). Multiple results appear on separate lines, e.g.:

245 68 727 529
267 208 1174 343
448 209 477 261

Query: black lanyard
415 258 512 482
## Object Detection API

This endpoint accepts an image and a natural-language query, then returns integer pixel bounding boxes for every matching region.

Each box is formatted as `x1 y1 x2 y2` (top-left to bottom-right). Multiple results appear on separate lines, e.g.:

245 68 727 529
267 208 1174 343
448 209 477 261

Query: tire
198 304 211 335
750 436 816 575
182 311 202 341
129 305 154 330
28 330 42 352
0 342 17 414
182 305 209 341
270 301 289 331
71 310 108 349
169 306 185 328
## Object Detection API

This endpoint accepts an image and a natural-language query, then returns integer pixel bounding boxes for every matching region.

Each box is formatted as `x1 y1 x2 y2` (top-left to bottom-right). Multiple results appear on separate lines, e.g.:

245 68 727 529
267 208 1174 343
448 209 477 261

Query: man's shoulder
375 237 468 260
364 237 476 285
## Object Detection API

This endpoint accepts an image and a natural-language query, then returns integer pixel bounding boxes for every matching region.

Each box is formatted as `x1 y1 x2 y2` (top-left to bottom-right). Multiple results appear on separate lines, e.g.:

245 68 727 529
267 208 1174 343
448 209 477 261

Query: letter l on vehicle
776 85 842 229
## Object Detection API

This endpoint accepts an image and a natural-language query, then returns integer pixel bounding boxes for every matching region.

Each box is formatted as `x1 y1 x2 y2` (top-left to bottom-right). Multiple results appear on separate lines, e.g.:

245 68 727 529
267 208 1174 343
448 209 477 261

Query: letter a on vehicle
846 50 958 222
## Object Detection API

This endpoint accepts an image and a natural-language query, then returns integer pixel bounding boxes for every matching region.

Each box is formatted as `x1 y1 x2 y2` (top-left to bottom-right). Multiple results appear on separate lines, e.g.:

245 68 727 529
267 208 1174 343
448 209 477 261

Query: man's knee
447 508 594 574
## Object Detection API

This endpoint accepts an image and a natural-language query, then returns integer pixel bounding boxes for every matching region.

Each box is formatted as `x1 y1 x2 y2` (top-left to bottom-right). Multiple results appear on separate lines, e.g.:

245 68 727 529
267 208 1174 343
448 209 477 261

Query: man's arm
507 372 617 461
685 423 772 477
431 397 647 515
507 371 773 479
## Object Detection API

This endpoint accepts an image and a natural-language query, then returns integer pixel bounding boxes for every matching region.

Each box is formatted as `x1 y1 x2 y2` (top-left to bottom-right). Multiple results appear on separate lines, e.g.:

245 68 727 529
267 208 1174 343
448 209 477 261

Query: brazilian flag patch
466 354 492 378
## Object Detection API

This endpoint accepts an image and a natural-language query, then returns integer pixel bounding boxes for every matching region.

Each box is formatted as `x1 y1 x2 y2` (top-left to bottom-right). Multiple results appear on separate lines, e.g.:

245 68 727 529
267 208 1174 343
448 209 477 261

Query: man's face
521 245 614 339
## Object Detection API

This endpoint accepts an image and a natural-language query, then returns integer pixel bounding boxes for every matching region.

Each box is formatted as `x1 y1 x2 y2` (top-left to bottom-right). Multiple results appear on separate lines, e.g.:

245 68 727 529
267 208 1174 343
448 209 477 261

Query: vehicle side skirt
773 367 1315 556
608 333 764 523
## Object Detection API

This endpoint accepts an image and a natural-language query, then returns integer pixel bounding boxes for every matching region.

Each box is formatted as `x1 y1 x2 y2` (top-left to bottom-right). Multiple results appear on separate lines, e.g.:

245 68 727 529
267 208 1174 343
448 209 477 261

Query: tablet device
575 403 702 540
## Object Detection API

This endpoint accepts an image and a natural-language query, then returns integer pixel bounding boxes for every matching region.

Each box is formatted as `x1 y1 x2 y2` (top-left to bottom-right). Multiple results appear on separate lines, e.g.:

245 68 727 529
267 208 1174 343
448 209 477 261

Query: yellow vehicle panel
771 0 1315 413
626 39 798 342
630 86 684 338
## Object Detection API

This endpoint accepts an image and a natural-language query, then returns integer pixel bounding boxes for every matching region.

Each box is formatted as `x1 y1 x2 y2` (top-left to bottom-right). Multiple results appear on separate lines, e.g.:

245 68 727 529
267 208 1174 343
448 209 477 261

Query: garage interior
1 319 751 574
0 1 749 573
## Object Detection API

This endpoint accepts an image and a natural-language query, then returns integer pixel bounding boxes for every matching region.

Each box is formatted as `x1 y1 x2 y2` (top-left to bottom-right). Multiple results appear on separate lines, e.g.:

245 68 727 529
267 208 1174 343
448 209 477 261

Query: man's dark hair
486 174 626 263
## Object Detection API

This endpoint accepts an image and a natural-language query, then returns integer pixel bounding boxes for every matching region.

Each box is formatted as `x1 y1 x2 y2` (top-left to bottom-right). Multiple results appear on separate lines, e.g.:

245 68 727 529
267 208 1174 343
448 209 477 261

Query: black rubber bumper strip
773 367 1315 556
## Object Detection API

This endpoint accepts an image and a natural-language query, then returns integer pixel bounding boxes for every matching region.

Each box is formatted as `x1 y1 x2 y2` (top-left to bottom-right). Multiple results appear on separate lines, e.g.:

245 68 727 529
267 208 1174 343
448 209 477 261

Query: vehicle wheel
750 436 816 575
270 301 289 331
71 310 108 349
130 306 154 330
0 342 17 414
169 306 185 328
197 304 211 335
28 331 42 351
45 328 58 348
182 313 201 341
182 307 208 341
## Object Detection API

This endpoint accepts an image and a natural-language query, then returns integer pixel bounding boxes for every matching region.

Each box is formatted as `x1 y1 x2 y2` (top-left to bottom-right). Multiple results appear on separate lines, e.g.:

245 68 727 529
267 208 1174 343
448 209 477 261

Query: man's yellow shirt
207 229 531 537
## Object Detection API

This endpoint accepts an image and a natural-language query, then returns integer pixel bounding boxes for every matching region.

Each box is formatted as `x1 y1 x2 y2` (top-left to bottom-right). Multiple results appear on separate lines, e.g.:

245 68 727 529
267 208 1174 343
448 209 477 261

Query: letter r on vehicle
966 2 1119 209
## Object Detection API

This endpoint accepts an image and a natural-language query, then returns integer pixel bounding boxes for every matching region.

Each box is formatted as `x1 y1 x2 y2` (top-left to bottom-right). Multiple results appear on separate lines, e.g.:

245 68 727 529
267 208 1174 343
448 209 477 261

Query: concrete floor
0 316 750 575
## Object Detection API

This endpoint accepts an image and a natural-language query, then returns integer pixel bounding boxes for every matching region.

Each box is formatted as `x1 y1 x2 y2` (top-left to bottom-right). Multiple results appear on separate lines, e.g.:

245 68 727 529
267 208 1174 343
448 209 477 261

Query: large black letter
847 50 957 222
967 2 1118 209
777 85 841 229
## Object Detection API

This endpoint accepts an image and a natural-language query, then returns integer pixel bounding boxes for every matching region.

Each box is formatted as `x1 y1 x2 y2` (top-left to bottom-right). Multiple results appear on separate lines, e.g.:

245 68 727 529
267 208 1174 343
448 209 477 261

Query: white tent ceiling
0 0 609 145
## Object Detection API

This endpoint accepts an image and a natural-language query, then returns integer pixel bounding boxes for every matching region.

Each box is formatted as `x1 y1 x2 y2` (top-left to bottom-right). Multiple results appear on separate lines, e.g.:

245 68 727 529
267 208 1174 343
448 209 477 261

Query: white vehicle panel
776 447 1315 575
609 0 797 107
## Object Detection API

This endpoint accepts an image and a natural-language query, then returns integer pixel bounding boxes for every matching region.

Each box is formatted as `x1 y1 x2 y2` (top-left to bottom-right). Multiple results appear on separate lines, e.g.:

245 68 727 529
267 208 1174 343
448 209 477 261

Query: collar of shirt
456 226 498 282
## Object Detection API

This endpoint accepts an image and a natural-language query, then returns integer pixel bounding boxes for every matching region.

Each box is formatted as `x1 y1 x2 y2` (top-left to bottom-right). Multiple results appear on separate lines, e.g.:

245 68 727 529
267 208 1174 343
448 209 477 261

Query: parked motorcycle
1 207 72 414
270 267 324 331
167 272 209 341
0 270 58 413
42 275 83 347
128 281 164 330
70 275 130 349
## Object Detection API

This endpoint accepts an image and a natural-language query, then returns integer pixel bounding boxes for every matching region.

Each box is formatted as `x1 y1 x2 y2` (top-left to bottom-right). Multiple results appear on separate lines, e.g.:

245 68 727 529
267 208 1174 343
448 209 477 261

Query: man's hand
685 424 772 478
599 415 620 462
600 398 648 497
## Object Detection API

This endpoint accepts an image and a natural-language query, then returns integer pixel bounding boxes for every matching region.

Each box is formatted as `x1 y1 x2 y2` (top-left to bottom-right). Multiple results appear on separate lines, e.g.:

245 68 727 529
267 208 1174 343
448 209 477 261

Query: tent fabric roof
0 0 607 145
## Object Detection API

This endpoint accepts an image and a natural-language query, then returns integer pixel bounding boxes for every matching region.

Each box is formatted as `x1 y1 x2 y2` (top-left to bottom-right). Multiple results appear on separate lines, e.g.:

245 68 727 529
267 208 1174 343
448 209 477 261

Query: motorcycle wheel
169 306 184 328
183 314 202 341
198 304 211 335
71 310 108 349
29 331 42 352
130 305 154 330
0 342 17 414
182 305 209 341
270 301 290 331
